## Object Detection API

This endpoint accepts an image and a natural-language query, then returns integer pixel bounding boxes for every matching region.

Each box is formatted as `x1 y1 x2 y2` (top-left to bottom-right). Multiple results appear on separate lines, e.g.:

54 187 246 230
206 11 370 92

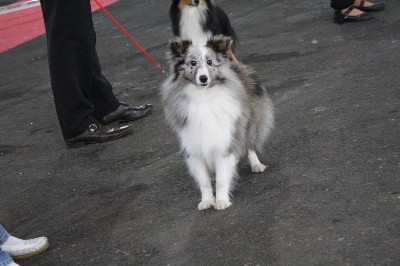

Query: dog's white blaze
180 5 212 45
180 83 242 170
196 45 210 86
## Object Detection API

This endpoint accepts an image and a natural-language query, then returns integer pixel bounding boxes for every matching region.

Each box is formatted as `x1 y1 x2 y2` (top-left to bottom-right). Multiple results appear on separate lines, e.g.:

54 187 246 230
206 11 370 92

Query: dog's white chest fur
179 6 212 45
180 84 242 164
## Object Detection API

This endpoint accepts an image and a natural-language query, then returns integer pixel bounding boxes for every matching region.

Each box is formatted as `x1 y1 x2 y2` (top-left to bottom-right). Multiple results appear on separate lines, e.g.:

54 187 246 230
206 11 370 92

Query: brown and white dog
169 0 238 61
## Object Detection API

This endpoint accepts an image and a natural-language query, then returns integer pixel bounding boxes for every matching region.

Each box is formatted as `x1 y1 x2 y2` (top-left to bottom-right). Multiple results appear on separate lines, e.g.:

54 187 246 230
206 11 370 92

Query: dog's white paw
251 163 266 173
215 200 232 210
198 200 214 210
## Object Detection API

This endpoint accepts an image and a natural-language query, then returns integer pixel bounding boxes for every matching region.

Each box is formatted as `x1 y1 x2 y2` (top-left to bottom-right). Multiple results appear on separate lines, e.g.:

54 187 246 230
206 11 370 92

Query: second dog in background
161 36 274 210
169 0 238 60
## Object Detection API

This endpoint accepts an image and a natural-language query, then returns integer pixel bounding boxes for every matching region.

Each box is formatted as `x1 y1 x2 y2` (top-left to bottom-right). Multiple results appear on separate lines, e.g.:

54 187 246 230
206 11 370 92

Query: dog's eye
207 59 212 66
190 61 197 66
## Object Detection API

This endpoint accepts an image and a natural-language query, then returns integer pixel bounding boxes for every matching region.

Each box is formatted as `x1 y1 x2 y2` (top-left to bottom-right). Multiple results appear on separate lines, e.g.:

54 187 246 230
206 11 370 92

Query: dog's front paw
198 200 214 210
215 200 232 210
251 163 266 173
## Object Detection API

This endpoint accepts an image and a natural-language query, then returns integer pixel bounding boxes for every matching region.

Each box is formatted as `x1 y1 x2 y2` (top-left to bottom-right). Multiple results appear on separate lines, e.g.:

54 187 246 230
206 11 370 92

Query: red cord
93 0 166 75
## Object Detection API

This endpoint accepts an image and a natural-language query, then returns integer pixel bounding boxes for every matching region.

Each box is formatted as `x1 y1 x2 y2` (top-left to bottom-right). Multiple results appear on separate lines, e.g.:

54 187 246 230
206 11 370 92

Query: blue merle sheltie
169 0 238 60
161 36 274 210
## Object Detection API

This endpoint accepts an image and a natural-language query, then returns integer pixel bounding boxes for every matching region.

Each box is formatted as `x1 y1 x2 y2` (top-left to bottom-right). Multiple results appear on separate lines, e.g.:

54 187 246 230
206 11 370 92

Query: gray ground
1 0 399 265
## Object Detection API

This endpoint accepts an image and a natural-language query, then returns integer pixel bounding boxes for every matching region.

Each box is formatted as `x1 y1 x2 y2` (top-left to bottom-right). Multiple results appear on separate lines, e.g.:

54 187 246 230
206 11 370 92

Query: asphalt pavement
1 0 399 265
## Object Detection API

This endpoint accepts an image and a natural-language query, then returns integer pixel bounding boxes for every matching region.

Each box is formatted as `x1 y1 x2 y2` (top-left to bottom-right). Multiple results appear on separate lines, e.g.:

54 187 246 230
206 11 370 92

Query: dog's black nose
194 0 200 6
199 75 208 83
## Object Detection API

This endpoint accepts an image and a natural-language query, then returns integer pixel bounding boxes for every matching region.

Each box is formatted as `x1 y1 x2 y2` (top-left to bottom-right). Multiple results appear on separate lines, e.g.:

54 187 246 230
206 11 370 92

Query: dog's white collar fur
179 5 212 45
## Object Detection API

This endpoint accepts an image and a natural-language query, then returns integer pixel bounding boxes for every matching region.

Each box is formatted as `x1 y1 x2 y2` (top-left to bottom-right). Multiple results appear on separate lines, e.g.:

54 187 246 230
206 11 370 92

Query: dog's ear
169 38 192 57
207 35 233 55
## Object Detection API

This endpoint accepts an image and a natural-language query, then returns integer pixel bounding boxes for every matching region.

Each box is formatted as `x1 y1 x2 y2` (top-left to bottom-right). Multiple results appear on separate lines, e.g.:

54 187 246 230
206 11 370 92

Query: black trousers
330 0 356 10
40 0 119 139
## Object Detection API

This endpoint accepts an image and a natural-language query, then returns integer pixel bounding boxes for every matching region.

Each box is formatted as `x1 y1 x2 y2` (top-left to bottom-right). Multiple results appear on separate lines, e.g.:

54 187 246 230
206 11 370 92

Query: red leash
93 0 166 75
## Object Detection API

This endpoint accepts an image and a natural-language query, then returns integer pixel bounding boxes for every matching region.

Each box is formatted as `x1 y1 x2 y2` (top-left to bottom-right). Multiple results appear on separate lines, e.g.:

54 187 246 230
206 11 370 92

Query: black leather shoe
355 1 385 12
333 7 374 24
65 121 132 148
99 102 153 125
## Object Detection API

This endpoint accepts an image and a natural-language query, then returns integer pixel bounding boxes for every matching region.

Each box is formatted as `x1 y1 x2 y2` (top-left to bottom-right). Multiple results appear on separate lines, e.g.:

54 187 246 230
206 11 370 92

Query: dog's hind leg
186 156 214 210
214 153 237 210
248 149 266 173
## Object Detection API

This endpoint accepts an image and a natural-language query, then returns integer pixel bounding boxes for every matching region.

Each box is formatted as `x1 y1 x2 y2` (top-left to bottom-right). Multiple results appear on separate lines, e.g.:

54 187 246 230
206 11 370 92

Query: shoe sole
333 13 374 23
12 241 50 260
106 114 148 127
65 127 132 148
118 113 149 123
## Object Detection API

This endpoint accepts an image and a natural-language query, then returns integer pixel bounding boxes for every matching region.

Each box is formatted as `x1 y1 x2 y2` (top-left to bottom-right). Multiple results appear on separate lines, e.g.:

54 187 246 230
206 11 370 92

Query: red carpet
0 0 119 53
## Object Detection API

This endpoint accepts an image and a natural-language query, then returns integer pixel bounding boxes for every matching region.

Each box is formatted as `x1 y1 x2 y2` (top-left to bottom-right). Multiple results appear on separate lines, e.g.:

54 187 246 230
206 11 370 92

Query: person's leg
0 248 17 266
86 11 120 120
0 226 9 247
40 0 119 139
0 226 18 266
330 0 355 10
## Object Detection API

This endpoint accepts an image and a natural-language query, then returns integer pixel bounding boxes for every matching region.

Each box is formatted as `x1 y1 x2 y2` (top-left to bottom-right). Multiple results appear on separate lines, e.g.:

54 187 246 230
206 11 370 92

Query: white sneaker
1 237 49 259
9 263 20 266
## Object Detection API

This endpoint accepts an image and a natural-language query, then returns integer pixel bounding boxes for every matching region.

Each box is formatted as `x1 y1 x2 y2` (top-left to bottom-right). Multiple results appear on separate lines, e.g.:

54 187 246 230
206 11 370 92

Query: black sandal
355 1 385 12
333 6 374 24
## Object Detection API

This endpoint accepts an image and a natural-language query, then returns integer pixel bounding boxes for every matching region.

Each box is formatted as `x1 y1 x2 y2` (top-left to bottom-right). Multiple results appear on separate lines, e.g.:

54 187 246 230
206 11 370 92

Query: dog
169 0 238 60
161 36 274 210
